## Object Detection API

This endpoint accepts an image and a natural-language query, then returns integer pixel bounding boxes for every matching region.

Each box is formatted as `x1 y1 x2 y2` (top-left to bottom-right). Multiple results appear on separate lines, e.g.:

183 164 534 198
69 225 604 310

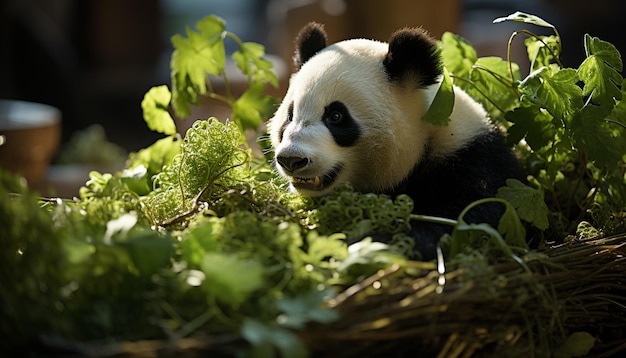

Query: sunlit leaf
578 34 623 112
493 11 556 29
518 67 583 125
141 85 176 135
422 68 454 126
440 32 477 80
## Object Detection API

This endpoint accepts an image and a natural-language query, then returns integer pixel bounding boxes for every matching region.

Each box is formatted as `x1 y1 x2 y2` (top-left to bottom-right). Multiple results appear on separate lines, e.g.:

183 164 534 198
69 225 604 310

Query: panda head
268 23 444 196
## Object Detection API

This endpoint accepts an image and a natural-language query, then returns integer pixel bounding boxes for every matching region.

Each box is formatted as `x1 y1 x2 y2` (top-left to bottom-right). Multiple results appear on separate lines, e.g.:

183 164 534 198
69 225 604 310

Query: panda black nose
277 156 309 172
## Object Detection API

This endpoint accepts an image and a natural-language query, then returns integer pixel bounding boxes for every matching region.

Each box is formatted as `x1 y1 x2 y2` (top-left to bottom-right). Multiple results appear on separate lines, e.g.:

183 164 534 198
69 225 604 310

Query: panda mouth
290 165 343 192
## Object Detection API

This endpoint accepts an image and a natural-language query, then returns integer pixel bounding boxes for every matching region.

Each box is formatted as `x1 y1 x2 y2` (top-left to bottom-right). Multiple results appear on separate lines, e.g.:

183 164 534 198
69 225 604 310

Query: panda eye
327 111 343 124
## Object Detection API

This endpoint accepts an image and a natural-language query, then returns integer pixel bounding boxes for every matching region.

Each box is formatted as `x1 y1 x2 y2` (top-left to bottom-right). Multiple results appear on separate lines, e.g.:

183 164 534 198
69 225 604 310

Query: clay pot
0 100 61 184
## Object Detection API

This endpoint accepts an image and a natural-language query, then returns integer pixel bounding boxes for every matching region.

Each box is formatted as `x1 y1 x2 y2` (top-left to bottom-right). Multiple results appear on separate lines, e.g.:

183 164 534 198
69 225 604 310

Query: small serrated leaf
578 35 623 111
497 179 550 230
141 85 176 135
519 67 583 125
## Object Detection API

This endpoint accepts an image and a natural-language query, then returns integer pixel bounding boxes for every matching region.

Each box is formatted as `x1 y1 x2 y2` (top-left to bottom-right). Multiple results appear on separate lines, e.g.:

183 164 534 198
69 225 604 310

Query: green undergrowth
1 12 624 357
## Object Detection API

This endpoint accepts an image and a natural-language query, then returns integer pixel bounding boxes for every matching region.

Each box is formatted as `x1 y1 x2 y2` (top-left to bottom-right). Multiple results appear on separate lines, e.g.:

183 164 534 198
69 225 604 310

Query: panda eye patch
322 101 361 147
287 102 294 122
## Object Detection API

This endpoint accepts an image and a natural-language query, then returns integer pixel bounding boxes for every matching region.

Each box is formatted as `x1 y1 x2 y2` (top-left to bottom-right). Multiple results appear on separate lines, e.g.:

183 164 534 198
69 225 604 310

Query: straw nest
71 234 626 357
302 233 626 357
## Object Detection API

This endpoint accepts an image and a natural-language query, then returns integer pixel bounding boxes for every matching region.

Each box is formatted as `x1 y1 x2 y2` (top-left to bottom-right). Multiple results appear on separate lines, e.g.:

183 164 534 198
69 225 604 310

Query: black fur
294 22 328 69
383 28 442 87
386 129 524 260
323 101 362 147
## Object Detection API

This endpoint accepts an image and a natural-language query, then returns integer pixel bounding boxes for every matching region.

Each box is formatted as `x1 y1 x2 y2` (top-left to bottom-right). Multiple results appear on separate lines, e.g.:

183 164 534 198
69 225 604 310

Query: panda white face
270 38 431 196
269 23 490 197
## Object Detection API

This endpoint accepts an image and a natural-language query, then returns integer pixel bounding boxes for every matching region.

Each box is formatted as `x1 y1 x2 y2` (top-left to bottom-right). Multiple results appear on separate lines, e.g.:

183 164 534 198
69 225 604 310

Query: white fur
268 38 492 195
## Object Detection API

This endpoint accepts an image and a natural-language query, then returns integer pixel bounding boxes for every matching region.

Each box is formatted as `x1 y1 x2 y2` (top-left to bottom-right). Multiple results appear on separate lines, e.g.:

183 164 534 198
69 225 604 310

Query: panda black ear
294 22 328 70
383 28 442 87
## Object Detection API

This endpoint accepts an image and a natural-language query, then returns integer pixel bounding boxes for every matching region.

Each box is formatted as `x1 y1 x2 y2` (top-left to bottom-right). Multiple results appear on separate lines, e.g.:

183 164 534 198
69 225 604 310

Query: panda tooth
314 176 321 186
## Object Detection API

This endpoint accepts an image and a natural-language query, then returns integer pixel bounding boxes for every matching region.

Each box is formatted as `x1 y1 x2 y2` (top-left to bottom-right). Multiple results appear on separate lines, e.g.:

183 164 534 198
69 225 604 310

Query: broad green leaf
493 11 556 30
305 231 348 263
195 14 226 39
277 289 339 329
233 42 279 87
232 82 277 131
518 67 583 125
470 56 521 116
440 32 477 80
126 136 182 180
120 230 173 276
572 107 626 170
422 67 454 126
448 222 503 257
337 238 405 278
505 104 556 150
525 35 560 71
170 16 227 118
181 217 221 267
201 252 264 305
578 35 623 112
241 320 308 358
554 331 595 358
141 85 176 135
497 179 549 230
497 200 527 248
608 78 626 126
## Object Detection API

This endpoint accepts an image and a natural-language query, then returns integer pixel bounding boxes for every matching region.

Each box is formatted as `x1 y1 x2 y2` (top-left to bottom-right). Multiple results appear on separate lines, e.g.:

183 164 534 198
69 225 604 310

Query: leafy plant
438 11 626 238
1 12 625 358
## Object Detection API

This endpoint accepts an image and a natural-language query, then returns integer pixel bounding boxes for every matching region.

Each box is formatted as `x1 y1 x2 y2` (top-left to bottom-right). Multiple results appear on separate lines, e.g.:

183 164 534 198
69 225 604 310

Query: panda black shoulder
393 127 523 222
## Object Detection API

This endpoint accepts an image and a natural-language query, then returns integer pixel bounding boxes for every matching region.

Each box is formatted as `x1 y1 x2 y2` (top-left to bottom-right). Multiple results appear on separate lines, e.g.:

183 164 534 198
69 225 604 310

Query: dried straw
302 234 626 357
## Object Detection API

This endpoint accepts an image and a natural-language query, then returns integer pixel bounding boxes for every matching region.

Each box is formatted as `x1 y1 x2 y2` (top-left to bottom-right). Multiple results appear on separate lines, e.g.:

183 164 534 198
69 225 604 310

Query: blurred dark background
1 0 624 171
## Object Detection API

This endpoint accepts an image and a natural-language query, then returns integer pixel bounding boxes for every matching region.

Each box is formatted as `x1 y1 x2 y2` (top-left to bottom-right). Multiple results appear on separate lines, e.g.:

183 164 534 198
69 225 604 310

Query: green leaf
141 85 176 136
518 67 583 125
201 252 264 305
233 42 279 87
578 34 623 113
181 217 221 267
572 107 626 170
497 201 527 248
505 104 556 150
120 230 173 276
608 78 626 127
440 32 477 80
126 136 182 180
337 238 405 278
525 35 560 71
422 68 454 126
470 56 521 115
170 16 227 118
241 320 308 358
497 179 549 230
554 331 595 358
493 11 556 30
277 289 339 329
232 82 277 131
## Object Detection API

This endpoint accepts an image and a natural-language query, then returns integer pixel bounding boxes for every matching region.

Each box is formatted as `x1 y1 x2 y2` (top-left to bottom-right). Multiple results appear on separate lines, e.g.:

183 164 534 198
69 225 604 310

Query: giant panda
268 23 523 259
